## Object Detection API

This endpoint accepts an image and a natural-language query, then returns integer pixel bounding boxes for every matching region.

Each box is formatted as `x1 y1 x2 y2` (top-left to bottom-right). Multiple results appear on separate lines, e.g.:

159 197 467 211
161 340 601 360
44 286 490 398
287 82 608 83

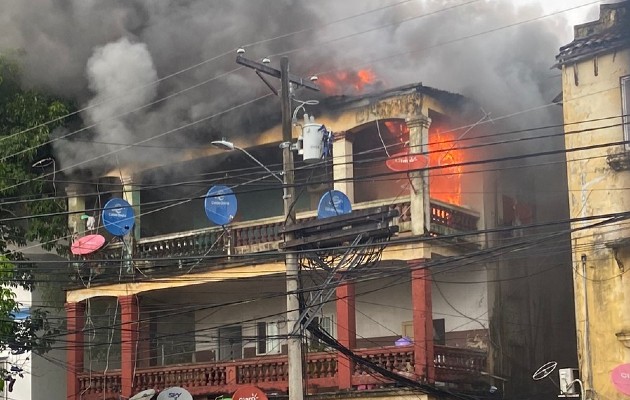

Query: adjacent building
555 1 630 399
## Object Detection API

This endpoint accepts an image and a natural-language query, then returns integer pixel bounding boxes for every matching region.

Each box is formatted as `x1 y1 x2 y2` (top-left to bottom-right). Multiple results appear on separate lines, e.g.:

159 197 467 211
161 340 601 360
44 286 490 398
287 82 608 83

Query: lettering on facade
355 93 424 124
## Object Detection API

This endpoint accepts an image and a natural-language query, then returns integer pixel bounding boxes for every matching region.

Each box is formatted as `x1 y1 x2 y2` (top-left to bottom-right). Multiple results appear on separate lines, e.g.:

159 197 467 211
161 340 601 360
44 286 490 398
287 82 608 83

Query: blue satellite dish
204 185 237 225
317 190 352 219
12 307 30 321
102 198 135 236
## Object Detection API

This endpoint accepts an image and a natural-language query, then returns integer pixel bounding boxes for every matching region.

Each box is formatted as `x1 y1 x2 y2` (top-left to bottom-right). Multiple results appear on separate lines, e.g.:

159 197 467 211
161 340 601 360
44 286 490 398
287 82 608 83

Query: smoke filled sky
0 0 606 172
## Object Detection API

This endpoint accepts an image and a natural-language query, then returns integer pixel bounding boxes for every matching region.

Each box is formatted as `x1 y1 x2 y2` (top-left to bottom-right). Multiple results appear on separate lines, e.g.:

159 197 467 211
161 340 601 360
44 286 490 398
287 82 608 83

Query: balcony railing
76 345 486 399
98 198 478 268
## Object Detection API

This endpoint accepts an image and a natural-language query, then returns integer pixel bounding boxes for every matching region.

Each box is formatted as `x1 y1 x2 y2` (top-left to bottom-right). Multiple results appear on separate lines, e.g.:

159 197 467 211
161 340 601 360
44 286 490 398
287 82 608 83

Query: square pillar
65 184 87 237
411 265 435 382
120 295 139 399
333 134 354 203
407 116 431 235
65 302 85 400
336 280 356 389
121 176 141 240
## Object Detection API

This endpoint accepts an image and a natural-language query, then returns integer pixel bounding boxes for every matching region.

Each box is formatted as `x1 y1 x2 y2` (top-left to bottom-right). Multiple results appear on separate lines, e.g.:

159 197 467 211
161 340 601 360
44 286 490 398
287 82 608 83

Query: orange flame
429 128 462 206
384 120 409 144
383 121 463 205
318 68 377 95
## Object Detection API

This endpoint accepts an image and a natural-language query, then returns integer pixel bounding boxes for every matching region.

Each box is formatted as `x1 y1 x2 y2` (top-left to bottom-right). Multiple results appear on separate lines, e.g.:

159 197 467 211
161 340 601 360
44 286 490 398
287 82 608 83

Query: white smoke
52 37 158 170
86 38 157 116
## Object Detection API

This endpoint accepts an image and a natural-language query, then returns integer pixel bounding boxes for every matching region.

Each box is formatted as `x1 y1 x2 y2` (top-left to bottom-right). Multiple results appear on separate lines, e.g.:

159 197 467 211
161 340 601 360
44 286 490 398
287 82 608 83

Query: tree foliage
0 56 70 259
0 55 71 385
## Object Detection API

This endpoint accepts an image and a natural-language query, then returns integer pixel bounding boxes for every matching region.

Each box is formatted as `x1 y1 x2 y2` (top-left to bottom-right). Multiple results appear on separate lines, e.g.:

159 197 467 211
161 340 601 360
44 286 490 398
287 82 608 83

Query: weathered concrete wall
562 45 630 399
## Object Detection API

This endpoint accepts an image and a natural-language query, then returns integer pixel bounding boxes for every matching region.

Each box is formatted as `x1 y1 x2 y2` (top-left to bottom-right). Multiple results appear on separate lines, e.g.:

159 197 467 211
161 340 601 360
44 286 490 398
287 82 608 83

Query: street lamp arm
238 146 285 184
211 140 284 184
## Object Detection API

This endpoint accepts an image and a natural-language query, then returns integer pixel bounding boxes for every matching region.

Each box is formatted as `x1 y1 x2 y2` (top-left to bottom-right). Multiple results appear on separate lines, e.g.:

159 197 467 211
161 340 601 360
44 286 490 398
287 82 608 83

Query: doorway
218 326 243 361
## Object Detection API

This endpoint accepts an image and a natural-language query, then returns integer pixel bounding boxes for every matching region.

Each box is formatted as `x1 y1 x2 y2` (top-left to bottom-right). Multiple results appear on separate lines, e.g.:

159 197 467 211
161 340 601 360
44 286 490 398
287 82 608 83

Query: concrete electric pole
236 54 319 400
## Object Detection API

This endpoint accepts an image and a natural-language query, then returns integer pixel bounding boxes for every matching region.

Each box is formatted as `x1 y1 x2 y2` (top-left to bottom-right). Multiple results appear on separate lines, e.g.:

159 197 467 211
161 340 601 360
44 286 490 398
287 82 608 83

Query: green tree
0 55 72 388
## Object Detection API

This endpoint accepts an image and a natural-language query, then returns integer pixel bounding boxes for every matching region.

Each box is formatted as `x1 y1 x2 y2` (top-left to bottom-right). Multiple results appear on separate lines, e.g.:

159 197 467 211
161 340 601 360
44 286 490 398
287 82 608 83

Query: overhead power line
0 1 597 173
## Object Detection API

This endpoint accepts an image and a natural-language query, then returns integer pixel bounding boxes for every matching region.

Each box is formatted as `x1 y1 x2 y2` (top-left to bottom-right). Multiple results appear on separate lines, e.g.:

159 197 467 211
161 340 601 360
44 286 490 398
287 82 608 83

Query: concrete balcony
93 198 479 273
77 345 487 400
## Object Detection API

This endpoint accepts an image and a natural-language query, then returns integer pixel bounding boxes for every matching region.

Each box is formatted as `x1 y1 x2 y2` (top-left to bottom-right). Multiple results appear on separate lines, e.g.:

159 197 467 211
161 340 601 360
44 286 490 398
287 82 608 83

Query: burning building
58 69 576 400
0 1 588 399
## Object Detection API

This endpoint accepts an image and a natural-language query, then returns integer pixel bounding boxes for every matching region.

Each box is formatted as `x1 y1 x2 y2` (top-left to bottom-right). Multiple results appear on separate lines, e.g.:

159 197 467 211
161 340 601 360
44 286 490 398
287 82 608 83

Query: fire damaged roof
555 1 630 67
321 82 470 112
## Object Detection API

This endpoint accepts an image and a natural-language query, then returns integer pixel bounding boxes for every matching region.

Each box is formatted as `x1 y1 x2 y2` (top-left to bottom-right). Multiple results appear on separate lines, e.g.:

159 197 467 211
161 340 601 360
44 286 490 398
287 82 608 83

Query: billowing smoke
0 0 598 171
54 38 158 170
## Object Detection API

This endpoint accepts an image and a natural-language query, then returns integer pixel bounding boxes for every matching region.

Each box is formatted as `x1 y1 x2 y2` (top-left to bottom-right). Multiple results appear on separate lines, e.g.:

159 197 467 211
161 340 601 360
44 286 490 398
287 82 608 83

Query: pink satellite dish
71 234 106 255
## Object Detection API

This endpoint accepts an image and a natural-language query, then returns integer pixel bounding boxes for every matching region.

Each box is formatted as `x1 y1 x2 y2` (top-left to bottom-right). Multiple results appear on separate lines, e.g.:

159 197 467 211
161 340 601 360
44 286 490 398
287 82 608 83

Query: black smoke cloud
0 0 595 171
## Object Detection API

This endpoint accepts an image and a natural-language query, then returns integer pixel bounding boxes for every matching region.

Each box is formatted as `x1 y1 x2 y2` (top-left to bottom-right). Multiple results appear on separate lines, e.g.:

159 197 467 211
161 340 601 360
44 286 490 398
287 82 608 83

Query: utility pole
236 54 318 400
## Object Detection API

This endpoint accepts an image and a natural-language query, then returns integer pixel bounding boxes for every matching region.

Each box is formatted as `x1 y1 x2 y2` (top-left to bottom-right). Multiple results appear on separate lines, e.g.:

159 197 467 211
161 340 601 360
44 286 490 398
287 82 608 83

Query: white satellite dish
157 387 193 400
130 389 156 400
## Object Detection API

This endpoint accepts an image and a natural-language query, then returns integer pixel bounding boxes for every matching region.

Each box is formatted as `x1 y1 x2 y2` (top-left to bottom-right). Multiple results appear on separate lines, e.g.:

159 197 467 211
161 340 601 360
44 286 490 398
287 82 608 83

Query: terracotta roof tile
556 27 630 66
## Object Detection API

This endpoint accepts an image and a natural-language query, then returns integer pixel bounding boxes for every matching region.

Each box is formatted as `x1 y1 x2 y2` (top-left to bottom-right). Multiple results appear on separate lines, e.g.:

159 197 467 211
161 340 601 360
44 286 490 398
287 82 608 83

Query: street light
211 140 284 184
211 138 302 399
232 55 316 400
32 157 57 195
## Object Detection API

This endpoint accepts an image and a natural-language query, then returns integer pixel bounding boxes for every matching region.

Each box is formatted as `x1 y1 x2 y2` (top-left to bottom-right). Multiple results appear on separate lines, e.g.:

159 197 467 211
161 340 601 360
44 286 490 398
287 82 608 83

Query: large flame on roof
318 68 378 95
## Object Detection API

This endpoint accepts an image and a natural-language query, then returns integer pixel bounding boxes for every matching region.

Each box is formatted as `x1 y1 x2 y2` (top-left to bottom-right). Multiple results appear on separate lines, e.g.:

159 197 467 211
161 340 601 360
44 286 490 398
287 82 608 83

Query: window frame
307 315 336 351
256 320 281 356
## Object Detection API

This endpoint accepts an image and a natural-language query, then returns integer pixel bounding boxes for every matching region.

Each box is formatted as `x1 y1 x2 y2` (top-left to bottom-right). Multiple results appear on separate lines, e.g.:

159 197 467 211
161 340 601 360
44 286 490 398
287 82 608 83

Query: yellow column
121 176 141 240
66 184 86 238
407 115 431 235
332 133 354 203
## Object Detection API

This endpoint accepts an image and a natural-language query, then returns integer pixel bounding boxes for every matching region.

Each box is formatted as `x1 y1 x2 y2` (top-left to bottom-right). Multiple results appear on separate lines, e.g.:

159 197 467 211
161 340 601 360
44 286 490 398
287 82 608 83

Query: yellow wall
562 46 630 399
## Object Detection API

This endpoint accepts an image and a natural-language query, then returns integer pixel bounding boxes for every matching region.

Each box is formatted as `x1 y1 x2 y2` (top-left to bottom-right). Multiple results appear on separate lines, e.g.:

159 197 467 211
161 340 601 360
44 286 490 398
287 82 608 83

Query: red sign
612 364 630 395
233 386 268 400
385 151 429 172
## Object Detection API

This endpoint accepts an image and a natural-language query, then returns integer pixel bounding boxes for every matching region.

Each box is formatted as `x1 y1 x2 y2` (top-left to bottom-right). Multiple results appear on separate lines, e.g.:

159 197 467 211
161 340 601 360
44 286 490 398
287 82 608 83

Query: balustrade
76 346 485 400
130 199 475 258
78 371 121 396
434 345 488 382
137 229 229 260
353 346 414 377
431 201 479 233
72 198 478 285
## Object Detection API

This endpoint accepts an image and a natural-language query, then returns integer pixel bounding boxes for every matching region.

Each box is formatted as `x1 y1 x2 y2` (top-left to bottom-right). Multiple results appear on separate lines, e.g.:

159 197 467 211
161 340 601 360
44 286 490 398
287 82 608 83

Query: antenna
532 361 558 381
532 361 585 399
31 157 55 168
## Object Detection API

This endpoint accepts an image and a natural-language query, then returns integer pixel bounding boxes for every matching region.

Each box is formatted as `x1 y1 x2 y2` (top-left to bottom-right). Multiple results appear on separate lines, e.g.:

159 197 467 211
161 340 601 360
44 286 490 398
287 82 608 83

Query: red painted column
336 280 356 389
411 266 435 383
65 302 85 400
120 295 139 399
